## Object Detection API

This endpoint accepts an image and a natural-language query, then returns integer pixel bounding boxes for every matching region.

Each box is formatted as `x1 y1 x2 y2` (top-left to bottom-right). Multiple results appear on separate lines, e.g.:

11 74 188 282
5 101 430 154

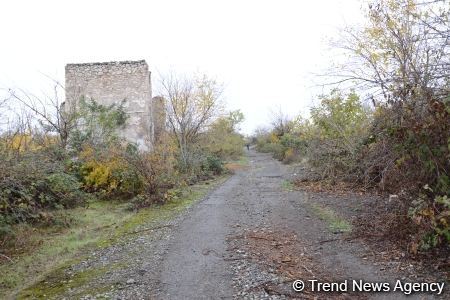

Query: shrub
121 136 180 206
202 155 225 175
362 96 450 248
78 145 144 199
200 111 246 161
409 191 450 250
0 148 87 237
259 143 285 160
283 148 298 164
255 91 371 172
68 97 127 151
0 215 14 240
307 90 371 179
45 173 86 208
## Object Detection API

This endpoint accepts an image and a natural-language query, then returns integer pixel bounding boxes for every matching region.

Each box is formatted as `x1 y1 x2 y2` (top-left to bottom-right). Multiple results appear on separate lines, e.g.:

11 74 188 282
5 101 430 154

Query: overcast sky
0 0 364 134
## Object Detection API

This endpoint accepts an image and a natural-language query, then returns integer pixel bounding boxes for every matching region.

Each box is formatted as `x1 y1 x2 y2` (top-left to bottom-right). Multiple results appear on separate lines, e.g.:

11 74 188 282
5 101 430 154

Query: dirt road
24 150 441 299
158 150 436 299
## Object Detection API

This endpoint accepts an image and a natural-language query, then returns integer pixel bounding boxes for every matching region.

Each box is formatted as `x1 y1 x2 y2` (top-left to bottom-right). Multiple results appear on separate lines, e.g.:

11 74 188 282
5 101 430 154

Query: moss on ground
281 180 295 191
309 203 352 233
17 264 112 299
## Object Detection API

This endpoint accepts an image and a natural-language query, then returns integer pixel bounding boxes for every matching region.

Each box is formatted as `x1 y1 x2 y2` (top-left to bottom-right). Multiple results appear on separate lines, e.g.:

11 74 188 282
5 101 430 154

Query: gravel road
30 150 440 299
157 150 435 299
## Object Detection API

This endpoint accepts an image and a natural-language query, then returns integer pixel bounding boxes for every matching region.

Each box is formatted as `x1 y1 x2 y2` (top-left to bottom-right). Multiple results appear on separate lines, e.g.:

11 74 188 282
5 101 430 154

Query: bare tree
269 108 294 137
325 0 450 191
7 82 79 148
328 0 449 108
160 73 223 168
0 95 7 111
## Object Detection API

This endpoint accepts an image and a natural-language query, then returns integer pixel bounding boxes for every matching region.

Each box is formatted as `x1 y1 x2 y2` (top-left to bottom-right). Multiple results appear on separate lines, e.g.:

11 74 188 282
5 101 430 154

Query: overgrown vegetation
0 73 245 264
0 178 226 298
255 0 449 252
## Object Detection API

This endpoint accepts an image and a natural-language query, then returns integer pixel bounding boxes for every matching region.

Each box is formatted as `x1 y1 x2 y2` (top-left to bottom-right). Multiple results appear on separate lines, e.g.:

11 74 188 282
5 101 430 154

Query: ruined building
65 60 164 151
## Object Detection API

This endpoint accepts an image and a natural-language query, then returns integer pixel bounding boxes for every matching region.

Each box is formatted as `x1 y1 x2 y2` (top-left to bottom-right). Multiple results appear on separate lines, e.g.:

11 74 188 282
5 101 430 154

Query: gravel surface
26 150 443 299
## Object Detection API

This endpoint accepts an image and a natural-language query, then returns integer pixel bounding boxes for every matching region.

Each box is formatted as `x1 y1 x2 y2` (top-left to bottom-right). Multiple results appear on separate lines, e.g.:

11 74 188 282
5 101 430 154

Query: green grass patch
17 263 116 299
309 203 352 233
281 180 295 191
1 176 227 300
236 155 249 166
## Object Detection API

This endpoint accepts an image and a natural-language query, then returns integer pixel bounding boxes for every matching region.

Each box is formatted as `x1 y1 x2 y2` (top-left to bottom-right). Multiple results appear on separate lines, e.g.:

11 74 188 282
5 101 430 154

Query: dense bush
77 146 144 199
258 142 285 160
201 110 246 160
0 147 88 238
44 172 86 208
254 89 449 250
0 99 133 240
253 0 449 250
383 98 450 249
344 0 449 249
1 71 245 253
202 155 225 175
255 91 371 172
124 139 179 205
307 91 372 179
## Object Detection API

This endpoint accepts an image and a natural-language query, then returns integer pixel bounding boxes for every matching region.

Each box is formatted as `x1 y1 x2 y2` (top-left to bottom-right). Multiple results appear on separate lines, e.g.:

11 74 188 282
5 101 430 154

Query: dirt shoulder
290 165 449 287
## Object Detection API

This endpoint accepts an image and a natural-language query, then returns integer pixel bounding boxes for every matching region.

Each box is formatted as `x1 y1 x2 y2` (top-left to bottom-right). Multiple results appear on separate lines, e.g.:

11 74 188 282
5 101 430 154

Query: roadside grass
237 155 249 166
224 155 249 172
281 180 295 191
1 176 227 300
309 203 352 233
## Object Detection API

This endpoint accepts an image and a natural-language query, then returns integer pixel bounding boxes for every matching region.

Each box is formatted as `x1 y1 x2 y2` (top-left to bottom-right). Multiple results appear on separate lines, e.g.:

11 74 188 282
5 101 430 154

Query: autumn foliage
1 76 245 243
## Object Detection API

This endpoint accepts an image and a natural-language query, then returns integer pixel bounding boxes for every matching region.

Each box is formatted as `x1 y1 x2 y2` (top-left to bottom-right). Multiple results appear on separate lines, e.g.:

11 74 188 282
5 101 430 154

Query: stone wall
65 60 153 151
152 96 166 142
